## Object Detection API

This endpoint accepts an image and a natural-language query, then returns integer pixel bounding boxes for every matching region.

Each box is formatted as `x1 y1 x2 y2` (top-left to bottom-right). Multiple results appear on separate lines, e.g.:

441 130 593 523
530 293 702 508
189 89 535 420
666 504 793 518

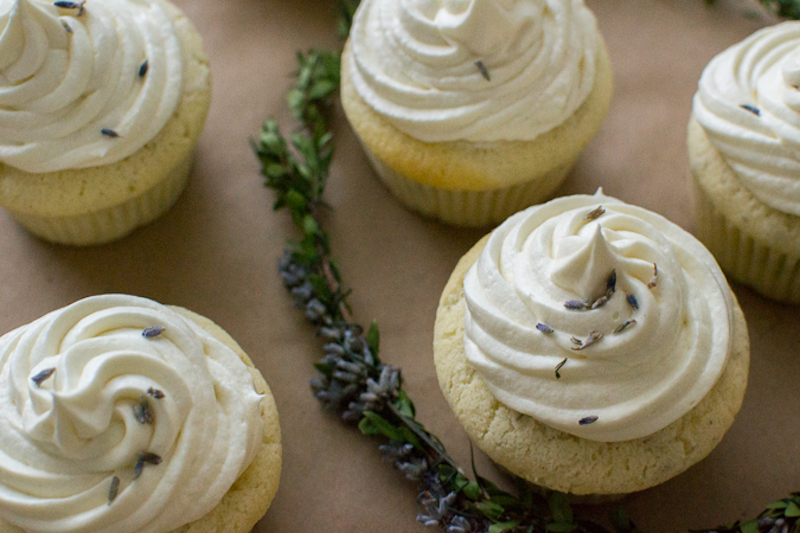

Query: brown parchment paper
1 0 798 531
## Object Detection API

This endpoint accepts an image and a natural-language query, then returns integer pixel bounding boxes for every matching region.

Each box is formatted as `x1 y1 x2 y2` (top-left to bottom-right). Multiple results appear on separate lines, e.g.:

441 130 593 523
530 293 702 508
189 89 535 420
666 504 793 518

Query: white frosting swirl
0 295 263 533
463 192 733 442
348 0 599 142
0 0 183 172
693 21 800 216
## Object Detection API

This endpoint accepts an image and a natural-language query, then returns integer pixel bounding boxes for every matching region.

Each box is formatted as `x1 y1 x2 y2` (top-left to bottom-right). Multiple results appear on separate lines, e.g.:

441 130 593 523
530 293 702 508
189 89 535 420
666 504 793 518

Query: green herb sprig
253 3 800 533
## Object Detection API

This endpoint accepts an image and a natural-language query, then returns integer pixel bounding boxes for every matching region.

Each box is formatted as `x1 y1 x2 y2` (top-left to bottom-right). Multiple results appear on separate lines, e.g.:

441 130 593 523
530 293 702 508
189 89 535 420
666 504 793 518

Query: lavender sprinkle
132 452 162 480
142 325 165 338
108 476 120 504
740 104 761 116
647 263 658 289
475 60 490 81
132 395 154 425
579 415 599 425
613 319 637 334
626 293 639 310
536 323 554 334
606 269 617 295
31 368 56 387
101 128 119 138
147 387 165 399
584 206 605 221
555 358 567 380
564 300 588 311
138 60 148 78
572 331 603 351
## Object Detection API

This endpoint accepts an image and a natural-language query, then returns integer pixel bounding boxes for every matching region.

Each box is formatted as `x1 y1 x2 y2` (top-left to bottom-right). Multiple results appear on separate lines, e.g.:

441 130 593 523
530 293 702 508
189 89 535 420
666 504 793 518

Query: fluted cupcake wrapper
692 178 800 303
8 155 192 246
361 141 573 228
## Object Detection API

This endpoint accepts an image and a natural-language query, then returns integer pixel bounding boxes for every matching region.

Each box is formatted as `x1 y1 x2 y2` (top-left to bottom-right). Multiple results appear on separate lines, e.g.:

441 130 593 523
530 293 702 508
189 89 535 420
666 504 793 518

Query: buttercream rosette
689 21 800 302
434 191 749 494
0 295 264 533
0 0 182 172
340 0 613 226
0 0 211 245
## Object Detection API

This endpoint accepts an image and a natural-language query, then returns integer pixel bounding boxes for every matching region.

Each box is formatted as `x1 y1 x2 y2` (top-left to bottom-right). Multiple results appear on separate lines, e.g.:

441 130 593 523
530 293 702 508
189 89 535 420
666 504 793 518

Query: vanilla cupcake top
348 0 599 143
0 0 184 173
0 295 264 533
463 192 734 442
693 21 800 216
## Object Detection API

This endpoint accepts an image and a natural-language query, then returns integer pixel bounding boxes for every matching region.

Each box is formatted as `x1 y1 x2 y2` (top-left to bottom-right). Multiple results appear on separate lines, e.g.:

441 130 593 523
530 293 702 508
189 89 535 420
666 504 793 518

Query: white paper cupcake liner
9 155 192 246
692 180 800 303
361 142 572 228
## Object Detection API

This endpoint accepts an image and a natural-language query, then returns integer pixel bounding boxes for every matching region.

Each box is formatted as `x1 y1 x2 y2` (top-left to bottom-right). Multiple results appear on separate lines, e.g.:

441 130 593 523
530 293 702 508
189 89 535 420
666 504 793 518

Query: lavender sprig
251 2 799 532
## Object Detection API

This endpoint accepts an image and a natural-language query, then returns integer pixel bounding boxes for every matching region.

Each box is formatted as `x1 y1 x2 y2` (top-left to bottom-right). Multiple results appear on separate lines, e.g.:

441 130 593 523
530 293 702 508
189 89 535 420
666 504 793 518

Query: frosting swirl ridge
693 21 800 216
348 0 599 142
0 0 183 172
463 192 733 441
0 294 263 533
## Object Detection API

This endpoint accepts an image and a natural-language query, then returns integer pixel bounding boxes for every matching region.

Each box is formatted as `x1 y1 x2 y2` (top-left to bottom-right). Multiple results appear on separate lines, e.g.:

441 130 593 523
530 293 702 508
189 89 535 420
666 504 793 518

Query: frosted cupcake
0 0 212 246
0 294 281 533
690 22 800 303
341 0 613 227
433 191 749 495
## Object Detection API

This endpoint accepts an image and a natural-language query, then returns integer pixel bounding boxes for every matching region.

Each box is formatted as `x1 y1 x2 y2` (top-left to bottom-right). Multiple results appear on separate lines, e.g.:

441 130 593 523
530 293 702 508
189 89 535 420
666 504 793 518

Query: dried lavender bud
647 263 658 289
564 300 588 311
626 293 639 310
53 0 81 8
579 415 599 425
132 395 154 425
591 295 608 309
613 319 637 334
108 476 120 504
555 358 567 380
740 104 761 116
147 387 165 399
132 452 162 480
101 128 119 138
138 60 148 78
323 342 345 355
536 323 554 334
584 205 605 221
446 515 473 533
606 269 617 295
142 325 165 338
318 327 342 340
304 298 327 321
291 281 314 303
570 336 583 346
396 457 428 481
572 331 603 351
62 20 72 32
31 367 56 387
475 60 490 81
344 335 365 353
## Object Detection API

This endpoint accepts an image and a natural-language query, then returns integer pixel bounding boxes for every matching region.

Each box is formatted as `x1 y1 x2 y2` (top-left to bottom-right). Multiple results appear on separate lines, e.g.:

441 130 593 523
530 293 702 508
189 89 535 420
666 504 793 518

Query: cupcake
341 0 613 227
689 22 800 303
433 191 749 495
0 0 212 246
0 294 281 532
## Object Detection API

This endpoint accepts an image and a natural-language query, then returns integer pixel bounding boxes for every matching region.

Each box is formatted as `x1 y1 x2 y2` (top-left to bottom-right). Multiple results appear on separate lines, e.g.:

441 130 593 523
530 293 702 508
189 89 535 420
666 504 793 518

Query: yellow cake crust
433 235 749 495
688 116 800 302
340 37 613 192
0 306 282 533
0 0 212 245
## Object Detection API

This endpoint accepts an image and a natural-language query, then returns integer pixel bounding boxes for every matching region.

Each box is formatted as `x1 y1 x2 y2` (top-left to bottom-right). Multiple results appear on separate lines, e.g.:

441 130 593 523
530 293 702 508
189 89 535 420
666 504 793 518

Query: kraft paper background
0 0 798 531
